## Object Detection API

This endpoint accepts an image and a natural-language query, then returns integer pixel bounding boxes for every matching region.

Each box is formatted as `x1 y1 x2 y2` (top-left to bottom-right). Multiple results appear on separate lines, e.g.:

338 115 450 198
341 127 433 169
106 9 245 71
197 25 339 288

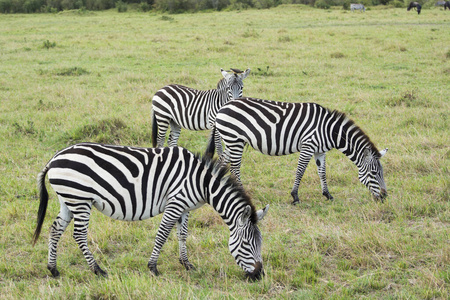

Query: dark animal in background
407 2 422 14
445 1 450 9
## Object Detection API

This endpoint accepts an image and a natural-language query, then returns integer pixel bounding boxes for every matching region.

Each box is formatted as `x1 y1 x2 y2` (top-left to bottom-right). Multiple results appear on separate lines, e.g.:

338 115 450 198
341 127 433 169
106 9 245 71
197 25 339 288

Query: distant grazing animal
407 2 422 14
152 68 250 154
445 1 450 9
435 1 445 6
33 143 269 280
206 98 388 204
350 3 365 12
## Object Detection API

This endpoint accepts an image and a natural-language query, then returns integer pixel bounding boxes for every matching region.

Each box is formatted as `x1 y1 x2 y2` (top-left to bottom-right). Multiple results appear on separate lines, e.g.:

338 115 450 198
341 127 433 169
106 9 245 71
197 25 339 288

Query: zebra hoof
148 263 159 276
323 192 334 201
94 265 108 278
47 265 60 278
179 259 195 271
291 200 300 205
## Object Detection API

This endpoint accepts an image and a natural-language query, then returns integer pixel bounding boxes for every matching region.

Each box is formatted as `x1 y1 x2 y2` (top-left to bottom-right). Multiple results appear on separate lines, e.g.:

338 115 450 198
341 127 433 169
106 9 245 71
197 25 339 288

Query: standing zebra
350 3 365 12
206 98 388 204
33 143 269 279
152 68 250 153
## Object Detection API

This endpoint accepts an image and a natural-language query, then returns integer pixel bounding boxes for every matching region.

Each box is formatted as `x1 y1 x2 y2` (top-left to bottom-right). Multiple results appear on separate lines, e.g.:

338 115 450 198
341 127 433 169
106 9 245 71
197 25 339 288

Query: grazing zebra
152 68 251 154
32 143 269 280
350 3 365 12
445 1 450 9
206 98 388 204
407 2 422 14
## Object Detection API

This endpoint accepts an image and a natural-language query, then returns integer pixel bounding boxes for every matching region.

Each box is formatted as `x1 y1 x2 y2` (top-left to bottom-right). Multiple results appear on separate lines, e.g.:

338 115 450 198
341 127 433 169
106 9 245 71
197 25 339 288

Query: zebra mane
196 153 258 224
329 109 381 158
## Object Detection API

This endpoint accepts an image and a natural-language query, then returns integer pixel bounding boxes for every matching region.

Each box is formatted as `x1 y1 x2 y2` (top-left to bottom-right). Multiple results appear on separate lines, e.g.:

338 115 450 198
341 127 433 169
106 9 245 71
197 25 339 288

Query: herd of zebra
33 68 388 281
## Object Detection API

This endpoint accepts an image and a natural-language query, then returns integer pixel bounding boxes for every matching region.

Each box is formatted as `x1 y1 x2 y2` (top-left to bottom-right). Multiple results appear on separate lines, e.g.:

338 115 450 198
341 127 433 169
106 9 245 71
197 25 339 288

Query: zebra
407 2 422 14
350 3 365 12
445 1 450 9
206 98 388 204
32 143 269 280
152 68 251 154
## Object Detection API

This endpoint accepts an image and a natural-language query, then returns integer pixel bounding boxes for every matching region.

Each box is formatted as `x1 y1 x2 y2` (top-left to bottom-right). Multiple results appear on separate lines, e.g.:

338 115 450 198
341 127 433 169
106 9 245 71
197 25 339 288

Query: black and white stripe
206 98 388 204
33 143 268 279
151 68 250 152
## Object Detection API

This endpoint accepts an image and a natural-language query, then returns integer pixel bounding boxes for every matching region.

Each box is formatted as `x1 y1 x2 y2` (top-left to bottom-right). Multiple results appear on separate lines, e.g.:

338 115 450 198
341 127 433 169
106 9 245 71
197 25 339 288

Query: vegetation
1 6 449 299
0 0 444 13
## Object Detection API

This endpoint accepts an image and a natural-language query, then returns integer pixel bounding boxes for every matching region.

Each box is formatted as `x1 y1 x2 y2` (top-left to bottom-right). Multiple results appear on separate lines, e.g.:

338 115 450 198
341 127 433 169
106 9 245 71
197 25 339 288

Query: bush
315 0 329 8
139 0 150 10
391 0 403 7
116 0 127 11
0 0 13 12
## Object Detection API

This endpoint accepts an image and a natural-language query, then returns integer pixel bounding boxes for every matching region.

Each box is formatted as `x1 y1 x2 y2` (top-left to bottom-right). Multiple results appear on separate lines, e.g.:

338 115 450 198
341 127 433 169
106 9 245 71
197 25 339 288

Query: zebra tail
151 110 158 148
204 126 216 159
32 167 49 246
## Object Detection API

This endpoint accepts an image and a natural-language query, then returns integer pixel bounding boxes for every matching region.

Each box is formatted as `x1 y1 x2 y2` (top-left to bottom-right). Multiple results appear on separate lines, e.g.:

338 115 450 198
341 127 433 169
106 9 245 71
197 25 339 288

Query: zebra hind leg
71 205 108 278
155 117 170 147
167 121 181 147
176 212 195 271
314 152 333 200
47 205 73 277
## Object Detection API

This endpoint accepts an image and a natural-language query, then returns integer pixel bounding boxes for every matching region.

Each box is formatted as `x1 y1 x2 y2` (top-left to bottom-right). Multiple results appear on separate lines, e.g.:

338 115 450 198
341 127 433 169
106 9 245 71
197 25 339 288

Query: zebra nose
246 261 263 281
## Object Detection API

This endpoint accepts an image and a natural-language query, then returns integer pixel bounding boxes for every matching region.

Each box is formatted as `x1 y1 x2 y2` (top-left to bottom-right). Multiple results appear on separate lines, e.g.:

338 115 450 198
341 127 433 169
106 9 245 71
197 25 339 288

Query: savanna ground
0 5 449 299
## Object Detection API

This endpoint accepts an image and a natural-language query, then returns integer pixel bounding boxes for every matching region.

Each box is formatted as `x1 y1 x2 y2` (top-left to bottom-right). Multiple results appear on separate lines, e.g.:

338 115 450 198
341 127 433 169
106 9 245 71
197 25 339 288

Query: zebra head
358 148 388 201
220 68 251 99
229 204 269 280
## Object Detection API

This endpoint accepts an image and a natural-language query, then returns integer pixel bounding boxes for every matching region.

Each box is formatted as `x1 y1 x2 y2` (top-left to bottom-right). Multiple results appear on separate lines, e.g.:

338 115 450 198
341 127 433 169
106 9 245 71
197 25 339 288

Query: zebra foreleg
47 209 73 277
148 204 183 276
291 148 314 205
72 212 108 278
314 152 333 200
176 212 194 271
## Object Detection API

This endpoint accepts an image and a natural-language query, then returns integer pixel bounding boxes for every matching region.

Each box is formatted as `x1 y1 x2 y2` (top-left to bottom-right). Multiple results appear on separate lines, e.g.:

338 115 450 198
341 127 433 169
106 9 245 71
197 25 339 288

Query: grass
1 5 449 299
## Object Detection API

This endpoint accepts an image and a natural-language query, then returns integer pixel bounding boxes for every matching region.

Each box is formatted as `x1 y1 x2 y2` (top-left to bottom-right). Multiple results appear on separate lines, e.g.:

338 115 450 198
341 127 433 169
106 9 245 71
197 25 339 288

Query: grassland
0 5 449 299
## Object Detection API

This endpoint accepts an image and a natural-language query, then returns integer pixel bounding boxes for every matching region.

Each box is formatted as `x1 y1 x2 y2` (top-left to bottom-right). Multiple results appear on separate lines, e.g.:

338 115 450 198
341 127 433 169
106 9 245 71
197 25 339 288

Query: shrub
315 0 329 9
392 0 403 7
0 0 13 12
116 0 127 11
139 0 150 10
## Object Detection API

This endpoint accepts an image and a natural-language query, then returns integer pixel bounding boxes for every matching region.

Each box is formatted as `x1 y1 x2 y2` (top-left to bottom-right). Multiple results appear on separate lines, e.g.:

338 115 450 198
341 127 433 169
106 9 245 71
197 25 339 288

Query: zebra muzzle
246 261 264 281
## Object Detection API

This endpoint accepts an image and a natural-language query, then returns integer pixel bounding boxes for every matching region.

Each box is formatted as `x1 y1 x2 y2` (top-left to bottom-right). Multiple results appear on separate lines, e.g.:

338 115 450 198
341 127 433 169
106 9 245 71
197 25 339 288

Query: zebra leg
176 212 194 271
227 142 245 183
71 205 108 278
47 202 73 277
155 117 170 147
314 152 333 200
148 204 183 276
214 128 223 156
291 147 314 205
167 121 181 147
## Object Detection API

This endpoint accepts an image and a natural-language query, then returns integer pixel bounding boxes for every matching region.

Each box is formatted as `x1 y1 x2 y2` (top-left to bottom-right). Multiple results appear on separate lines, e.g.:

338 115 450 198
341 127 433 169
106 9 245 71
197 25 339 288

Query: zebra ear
240 205 252 225
256 205 269 221
221 68 231 79
379 148 388 158
241 68 251 79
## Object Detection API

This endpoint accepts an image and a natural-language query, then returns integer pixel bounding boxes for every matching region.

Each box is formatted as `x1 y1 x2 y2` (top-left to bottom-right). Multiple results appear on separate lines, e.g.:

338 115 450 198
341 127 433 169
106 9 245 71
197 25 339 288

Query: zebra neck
333 118 372 168
206 179 247 227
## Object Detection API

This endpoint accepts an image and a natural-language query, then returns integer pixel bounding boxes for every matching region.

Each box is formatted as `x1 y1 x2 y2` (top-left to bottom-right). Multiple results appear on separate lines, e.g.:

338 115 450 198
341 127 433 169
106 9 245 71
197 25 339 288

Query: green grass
1 5 449 299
